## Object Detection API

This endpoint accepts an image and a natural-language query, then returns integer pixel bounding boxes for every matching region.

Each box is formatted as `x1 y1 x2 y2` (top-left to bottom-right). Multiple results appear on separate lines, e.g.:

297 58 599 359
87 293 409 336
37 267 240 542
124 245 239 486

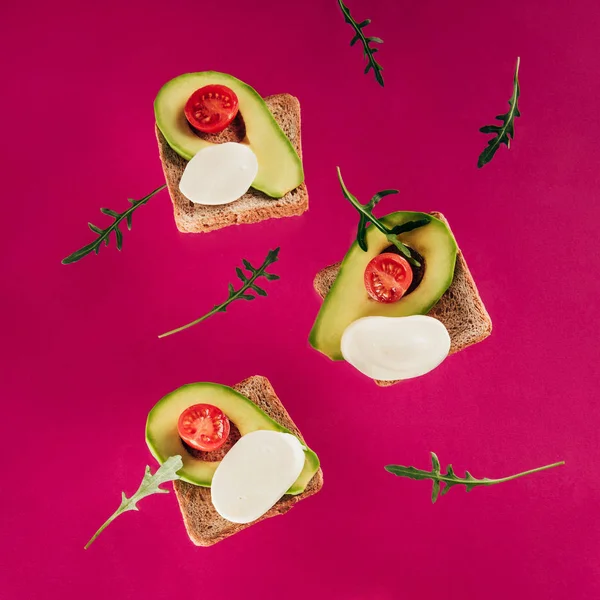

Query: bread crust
312 212 492 386
156 94 308 233
173 375 323 546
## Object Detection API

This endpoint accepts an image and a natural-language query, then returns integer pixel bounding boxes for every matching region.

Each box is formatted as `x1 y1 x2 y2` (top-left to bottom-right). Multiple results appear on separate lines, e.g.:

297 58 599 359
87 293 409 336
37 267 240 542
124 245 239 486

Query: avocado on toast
313 213 492 386
156 92 308 233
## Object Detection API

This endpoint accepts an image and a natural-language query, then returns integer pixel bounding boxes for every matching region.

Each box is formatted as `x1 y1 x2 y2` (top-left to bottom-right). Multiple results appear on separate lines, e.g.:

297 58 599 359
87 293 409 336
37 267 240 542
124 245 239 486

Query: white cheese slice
211 430 306 524
341 315 451 381
179 142 259 205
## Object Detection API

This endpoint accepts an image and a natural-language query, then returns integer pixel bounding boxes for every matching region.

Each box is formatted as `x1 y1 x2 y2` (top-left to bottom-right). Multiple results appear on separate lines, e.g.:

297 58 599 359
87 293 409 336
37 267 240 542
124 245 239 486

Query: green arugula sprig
386 452 564 503
337 167 430 267
478 57 521 168
338 0 385 87
158 247 281 338
85 455 182 549
62 184 166 265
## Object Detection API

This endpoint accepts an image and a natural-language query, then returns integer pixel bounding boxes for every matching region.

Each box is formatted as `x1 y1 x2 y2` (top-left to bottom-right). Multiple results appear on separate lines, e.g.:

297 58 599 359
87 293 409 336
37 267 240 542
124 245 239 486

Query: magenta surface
1 0 599 598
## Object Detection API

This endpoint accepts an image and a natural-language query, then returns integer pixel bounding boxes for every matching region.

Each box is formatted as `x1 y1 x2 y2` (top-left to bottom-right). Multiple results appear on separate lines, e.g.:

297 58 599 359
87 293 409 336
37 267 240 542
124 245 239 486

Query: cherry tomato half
177 404 231 452
184 85 239 134
364 253 414 303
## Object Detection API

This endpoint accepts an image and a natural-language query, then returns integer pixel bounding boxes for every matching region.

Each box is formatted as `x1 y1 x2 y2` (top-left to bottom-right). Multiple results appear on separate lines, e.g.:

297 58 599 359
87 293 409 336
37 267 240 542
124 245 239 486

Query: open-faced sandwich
309 169 492 386
155 71 308 233
86 376 322 548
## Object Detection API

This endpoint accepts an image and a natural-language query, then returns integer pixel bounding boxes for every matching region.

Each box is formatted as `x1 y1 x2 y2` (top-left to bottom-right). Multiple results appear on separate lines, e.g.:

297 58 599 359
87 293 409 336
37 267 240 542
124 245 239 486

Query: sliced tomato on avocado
184 84 239 134
364 253 414 303
178 404 231 451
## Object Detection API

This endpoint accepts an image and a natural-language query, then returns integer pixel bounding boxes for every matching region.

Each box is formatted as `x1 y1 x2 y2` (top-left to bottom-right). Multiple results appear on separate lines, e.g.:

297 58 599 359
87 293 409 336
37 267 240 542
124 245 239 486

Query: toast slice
156 94 308 233
313 212 492 387
173 375 323 546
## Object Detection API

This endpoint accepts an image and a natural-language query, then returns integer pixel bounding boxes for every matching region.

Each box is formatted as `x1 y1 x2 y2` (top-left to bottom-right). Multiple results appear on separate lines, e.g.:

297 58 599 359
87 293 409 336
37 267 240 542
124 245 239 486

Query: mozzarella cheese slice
341 315 451 381
211 430 306 524
179 142 259 205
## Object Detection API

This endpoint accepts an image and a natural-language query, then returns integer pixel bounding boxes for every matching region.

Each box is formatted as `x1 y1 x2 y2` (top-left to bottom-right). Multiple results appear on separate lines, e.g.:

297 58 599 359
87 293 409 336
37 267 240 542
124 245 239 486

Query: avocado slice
145 383 319 495
309 212 458 360
154 71 304 198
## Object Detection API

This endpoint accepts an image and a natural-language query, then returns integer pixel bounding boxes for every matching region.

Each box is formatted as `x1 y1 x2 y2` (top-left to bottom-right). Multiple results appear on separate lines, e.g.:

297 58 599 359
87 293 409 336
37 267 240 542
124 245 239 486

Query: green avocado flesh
154 71 304 198
145 383 319 495
309 212 458 361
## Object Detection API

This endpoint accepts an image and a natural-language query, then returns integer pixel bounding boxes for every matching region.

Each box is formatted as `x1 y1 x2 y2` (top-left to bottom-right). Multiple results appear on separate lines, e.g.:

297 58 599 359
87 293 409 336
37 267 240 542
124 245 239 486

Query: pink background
1 0 599 598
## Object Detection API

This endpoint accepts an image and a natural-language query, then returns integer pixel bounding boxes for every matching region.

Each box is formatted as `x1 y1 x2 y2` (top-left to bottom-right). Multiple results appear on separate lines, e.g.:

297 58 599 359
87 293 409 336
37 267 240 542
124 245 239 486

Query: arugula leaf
62 184 167 265
338 0 385 87
85 455 183 549
385 452 564 503
478 57 521 168
337 167 430 267
158 248 281 338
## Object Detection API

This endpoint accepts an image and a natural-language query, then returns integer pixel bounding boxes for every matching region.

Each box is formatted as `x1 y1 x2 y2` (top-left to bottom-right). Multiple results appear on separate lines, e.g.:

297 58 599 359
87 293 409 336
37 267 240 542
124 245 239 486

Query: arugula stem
158 307 220 339
157 271 261 338
157 250 279 338
84 511 120 550
486 460 564 485
388 459 565 487
386 454 565 503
